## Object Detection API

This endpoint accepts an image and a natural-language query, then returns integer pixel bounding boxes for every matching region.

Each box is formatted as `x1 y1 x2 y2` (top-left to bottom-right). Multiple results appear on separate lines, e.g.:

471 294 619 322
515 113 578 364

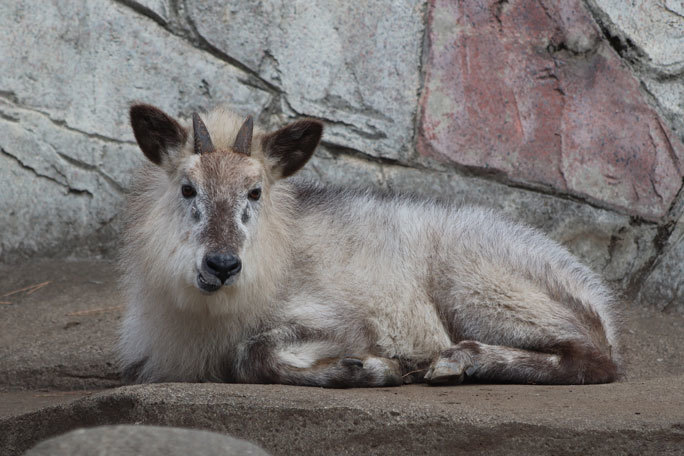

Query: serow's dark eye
181 184 196 198
248 188 261 201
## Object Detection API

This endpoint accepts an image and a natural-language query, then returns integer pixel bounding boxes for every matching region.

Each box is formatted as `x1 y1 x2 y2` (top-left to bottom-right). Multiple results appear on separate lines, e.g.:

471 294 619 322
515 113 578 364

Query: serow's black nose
204 253 242 283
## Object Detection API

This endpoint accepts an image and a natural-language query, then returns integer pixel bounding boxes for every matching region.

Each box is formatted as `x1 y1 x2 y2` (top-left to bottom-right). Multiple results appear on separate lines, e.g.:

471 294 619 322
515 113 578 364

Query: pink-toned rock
418 0 684 221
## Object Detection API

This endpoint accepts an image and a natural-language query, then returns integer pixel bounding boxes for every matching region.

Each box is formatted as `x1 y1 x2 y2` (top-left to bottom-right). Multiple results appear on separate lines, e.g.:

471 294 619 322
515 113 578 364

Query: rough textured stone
0 260 121 392
643 77 684 141
418 0 684 221
638 215 684 313
26 425 270 456
0 0 271 261
4 378 684 456
589 0 684 73
186 0 426 160
1 1 271 143
130 0 172 24
300 148 386 190
585 0 684 149
0 98 137 261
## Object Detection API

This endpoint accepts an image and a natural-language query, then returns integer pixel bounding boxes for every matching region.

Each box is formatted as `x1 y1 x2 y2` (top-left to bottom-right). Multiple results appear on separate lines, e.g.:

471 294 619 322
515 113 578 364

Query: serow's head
130 104 323 293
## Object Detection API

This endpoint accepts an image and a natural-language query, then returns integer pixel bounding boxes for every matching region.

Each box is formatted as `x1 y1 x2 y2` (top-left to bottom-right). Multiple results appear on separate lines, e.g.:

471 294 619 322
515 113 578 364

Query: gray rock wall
1 0 682 312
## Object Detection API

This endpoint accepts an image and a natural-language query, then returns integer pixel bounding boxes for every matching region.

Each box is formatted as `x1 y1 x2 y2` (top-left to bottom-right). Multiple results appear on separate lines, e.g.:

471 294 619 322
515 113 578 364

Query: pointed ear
130 104 187 165
261 119 323 179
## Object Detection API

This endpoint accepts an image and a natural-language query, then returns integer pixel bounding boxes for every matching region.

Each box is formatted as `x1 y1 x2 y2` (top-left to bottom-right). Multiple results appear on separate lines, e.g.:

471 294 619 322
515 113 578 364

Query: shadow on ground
1 260 683 455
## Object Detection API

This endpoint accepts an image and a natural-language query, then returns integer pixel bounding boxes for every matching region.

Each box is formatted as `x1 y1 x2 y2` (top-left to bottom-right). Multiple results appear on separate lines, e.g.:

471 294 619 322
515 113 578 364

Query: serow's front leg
232 326 402 388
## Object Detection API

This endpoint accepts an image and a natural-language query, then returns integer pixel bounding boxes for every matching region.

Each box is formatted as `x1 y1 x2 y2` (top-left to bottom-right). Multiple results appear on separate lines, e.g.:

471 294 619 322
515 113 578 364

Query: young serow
120 103 620 387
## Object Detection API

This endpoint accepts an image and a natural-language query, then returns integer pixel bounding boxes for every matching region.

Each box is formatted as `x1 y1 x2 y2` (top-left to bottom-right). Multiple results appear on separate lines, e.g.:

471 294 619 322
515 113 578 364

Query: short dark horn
192 112 215 155
233 115 254 156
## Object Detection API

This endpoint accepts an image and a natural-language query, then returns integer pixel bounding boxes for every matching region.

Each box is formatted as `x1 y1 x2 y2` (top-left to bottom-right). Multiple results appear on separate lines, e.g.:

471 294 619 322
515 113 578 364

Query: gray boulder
25 425 270 456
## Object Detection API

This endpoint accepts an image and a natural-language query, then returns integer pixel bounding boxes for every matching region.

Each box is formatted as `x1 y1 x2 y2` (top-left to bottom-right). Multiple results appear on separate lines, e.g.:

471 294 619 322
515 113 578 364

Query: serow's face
130 104 323 294
180 149 264 293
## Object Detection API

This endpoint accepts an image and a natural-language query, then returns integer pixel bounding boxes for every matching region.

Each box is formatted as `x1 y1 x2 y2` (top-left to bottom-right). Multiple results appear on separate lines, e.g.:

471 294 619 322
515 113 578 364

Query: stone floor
1 259 683 455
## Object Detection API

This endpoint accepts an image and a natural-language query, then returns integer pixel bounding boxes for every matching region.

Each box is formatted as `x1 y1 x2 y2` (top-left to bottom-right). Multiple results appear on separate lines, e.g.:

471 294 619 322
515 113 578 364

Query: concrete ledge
2 380 684 455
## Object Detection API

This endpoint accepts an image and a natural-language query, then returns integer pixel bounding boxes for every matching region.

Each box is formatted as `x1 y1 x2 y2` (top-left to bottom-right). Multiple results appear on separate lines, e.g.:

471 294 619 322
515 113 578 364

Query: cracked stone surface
418 0 684 221
585 0 684 156
0 0 271 261
589 0 684 73
186 0 426 160
642 77 684 143
0 1 271 141
0 97 136 261
638 214 684 313
124 0 172 24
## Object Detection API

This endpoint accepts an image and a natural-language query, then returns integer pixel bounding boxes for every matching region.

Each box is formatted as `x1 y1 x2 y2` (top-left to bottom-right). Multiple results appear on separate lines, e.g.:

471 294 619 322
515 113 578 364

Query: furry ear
130 104 187 165
261 119 323 179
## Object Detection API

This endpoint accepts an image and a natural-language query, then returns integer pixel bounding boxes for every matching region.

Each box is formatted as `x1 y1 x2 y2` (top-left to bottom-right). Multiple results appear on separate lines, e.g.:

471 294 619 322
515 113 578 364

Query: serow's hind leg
424 340 618 385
